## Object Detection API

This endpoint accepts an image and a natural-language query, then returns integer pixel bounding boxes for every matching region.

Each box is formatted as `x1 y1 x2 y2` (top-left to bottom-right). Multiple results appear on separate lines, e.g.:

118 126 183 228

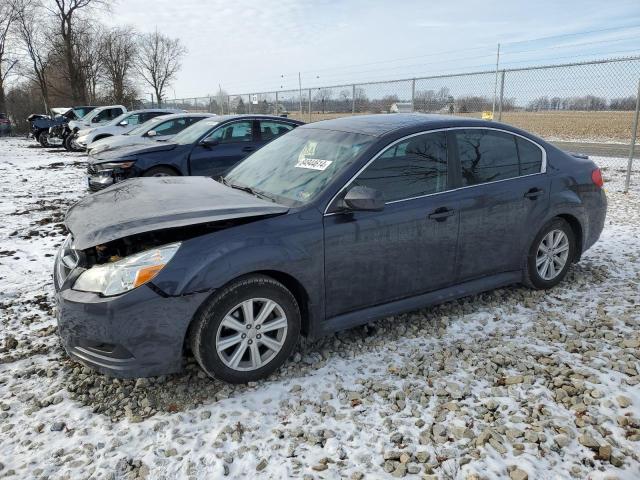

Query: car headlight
97 160 136 171
73 242 181 296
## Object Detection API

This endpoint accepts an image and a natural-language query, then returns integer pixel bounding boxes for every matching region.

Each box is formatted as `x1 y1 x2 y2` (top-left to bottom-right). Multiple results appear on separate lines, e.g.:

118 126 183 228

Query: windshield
73 107 93 118
171 119 219 145
224 128 375 207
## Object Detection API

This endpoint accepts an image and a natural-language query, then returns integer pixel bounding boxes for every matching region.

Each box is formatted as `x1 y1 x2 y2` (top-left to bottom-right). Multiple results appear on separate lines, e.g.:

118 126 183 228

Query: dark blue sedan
87 114 303 191
56 114 606 383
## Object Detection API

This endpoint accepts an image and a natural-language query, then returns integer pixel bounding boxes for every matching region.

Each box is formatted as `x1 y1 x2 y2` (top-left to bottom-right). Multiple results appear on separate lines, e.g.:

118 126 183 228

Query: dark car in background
28 106 96 147
0 113 10 136
86 114 303 191
54 114 607 383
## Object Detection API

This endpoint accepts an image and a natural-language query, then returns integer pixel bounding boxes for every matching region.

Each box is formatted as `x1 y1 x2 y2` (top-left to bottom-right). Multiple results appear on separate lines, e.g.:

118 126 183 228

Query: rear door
323 131 459 318
188 120 255 177
452 128 549 281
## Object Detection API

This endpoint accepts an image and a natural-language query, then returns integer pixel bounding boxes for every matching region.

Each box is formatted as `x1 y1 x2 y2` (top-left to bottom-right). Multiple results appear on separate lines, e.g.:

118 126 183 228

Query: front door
189 120 255 177
452 128 550 281
323 130 459 318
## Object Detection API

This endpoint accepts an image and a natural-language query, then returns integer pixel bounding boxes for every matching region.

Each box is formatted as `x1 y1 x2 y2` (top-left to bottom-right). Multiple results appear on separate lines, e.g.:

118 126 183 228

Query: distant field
285 110 638 143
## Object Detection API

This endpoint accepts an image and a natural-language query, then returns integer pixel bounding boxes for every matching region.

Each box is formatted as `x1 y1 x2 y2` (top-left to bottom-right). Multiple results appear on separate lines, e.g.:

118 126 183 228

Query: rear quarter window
516 137 543 175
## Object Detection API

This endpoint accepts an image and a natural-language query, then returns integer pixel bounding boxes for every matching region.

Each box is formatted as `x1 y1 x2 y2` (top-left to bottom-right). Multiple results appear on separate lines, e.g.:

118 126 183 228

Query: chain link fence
165 56 640 189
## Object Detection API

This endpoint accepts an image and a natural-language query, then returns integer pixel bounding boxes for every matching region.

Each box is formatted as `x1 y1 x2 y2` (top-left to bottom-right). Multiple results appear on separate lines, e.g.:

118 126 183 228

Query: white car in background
73 108 184 151
65 105 128 151
87 113 216 156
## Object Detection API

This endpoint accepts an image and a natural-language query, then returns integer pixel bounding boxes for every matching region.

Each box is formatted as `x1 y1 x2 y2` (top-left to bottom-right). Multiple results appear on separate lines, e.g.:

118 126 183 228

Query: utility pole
298 72 303 116
218 83 224 114
491 43 501 118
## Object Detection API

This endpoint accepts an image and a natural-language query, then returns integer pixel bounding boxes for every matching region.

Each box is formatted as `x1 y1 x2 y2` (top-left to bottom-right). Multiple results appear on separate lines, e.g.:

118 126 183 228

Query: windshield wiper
220 177 276 202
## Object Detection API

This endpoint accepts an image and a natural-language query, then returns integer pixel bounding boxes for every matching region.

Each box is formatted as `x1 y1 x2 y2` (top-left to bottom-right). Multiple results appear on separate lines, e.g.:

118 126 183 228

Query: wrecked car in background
27 106 96 147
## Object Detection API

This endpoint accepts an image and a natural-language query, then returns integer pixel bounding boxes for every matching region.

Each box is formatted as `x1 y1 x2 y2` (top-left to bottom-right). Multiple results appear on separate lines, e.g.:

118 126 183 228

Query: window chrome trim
323 126 547 215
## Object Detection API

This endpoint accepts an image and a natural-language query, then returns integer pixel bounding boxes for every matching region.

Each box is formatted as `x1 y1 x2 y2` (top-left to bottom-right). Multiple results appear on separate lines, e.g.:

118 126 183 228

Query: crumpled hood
66 176 289 249
89 136 156 155
90 142 178 163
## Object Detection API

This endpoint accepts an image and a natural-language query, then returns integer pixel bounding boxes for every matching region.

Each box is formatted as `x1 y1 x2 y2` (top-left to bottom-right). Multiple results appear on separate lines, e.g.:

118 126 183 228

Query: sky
100 0 640 99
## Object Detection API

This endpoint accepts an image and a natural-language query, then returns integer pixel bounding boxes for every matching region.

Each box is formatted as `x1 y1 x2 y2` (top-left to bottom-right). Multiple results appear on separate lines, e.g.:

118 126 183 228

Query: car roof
126 108 185 114
299 113 505 137
211 114 304 124
149 112 217 121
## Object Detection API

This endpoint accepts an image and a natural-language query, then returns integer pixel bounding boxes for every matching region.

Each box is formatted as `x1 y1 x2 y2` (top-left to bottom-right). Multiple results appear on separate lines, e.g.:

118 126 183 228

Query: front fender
151 210 324 314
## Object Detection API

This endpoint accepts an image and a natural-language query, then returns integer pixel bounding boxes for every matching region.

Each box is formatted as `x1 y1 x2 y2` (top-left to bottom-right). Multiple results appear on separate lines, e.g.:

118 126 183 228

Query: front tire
143 166 178 177
64 134 83 152
524 218 576 289
189 275 301 383
39 131 52 147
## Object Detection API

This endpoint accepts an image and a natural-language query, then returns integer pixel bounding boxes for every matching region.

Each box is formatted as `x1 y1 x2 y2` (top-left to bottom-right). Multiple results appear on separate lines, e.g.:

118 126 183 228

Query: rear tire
143 166 178 177
189 275 301 383
523 218 576 289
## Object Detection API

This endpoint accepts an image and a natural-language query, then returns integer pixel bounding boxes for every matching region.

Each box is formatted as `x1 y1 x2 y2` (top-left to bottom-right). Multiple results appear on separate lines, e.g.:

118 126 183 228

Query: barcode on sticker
295 158 333 171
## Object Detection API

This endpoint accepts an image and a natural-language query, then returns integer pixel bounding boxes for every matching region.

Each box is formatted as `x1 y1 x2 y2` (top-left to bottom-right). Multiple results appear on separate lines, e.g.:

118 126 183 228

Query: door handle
524 188 544 199
242 146 255 152
428 207 455 222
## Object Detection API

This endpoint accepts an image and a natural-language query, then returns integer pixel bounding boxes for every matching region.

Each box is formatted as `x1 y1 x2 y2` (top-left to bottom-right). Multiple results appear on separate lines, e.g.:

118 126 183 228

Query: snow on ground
0 136 639 480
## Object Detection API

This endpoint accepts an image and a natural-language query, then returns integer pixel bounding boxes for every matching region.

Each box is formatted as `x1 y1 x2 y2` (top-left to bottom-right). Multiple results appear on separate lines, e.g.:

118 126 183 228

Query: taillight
591 168 604 189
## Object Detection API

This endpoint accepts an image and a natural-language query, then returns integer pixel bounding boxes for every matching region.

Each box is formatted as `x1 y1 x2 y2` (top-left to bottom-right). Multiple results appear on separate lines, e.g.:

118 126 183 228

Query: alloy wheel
536 229 570 280
215 298 288 371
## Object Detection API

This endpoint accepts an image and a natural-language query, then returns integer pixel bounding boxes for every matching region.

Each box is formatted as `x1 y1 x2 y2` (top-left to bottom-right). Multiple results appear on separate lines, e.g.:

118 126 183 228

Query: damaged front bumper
54 241 210 378
55 284 210 378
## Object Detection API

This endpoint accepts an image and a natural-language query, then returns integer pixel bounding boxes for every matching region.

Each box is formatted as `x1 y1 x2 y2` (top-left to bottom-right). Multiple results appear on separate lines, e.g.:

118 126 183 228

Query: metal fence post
624 77 640 193
275 91 279 115
227 95 231 114
308 88 312 123
498 70 506 121
352 84 356 115
411 79 416 112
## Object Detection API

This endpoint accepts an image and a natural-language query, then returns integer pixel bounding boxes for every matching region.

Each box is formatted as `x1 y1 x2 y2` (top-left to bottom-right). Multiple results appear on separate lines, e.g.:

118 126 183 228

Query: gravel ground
0 136 639 480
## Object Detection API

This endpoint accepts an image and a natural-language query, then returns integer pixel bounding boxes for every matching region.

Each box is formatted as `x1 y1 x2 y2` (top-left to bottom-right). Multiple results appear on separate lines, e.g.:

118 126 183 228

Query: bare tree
101 25 136 104
0 2 20 112
136 30 186 106
74 21 103 103
49 0 103 103
14 0 52 111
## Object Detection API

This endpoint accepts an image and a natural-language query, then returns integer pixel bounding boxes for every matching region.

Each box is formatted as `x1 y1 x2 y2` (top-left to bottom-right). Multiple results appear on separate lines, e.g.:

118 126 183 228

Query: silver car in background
88 113 216 156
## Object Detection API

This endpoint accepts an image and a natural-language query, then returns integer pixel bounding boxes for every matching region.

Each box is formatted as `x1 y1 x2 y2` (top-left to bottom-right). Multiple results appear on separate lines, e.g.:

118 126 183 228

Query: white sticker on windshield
295 158 333 171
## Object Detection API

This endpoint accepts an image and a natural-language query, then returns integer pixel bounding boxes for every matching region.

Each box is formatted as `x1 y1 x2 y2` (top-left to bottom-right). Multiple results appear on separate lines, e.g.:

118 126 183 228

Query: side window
126 113 143 125
154 119 185 135
205 121 253 144
92 110 110 123
353 131 448 202
517 137 543 175
455 129 519 186
108 108 123 121
260 121 294 141
144 112 165 123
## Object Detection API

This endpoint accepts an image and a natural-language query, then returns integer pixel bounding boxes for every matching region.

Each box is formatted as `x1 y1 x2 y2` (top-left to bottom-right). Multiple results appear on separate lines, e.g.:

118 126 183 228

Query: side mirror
200 138 219 148
146 130 157 137
342 186 384 212
119 120 128 126
91 117 100 123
